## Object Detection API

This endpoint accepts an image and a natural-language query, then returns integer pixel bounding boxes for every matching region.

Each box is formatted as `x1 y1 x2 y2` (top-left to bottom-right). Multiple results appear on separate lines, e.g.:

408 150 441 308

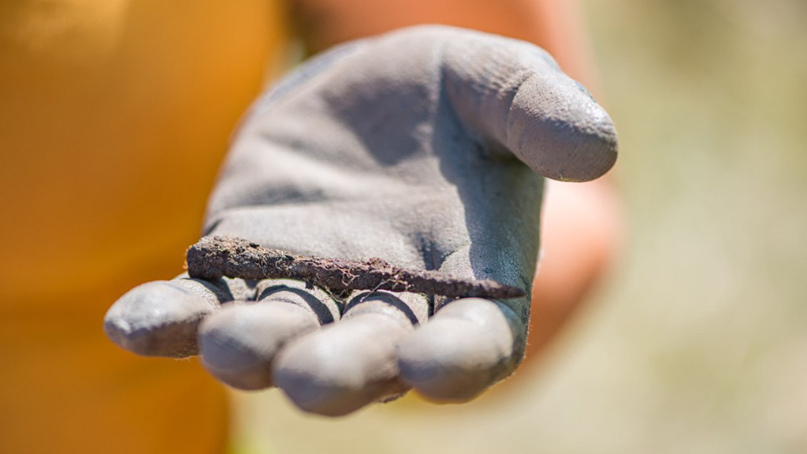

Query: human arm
104 25 617 414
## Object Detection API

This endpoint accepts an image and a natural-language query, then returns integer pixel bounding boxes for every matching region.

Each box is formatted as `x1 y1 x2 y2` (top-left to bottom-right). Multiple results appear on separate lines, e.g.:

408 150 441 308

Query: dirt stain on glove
187 236 525 300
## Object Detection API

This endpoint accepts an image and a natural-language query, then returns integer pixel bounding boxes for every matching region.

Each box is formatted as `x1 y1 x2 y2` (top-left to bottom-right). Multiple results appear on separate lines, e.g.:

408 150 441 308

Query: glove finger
272 291 428 416
437 26 617 181
397 297 524 402
198 279 340 390
104 275 248 358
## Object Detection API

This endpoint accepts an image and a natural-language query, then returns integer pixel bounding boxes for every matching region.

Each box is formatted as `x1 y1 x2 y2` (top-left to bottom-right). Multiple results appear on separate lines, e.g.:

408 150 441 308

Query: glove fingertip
397 298 519 402
511 78 618 182
104 280 215 358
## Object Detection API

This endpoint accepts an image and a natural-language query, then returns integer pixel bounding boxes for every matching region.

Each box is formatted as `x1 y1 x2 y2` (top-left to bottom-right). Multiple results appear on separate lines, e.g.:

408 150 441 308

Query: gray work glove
104 26 616 416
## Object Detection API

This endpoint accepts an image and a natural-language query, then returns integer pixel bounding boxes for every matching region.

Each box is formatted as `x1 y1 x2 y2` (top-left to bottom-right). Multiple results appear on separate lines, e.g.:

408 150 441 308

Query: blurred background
231 1 807 452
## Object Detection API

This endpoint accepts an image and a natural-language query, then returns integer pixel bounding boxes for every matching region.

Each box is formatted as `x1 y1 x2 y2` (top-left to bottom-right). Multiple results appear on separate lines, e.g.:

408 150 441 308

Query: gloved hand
104 25 617 416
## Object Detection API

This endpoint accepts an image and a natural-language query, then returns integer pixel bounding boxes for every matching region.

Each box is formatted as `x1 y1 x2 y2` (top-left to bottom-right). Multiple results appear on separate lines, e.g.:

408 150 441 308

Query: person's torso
0 1 288 452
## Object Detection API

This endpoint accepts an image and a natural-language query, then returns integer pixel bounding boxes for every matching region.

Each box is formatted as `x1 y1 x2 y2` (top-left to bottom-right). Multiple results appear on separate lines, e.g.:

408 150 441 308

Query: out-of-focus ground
231 1 807 452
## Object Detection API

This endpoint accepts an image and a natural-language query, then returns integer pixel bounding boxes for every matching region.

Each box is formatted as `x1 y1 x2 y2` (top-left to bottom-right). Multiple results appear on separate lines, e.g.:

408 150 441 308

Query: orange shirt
0 1 288 452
